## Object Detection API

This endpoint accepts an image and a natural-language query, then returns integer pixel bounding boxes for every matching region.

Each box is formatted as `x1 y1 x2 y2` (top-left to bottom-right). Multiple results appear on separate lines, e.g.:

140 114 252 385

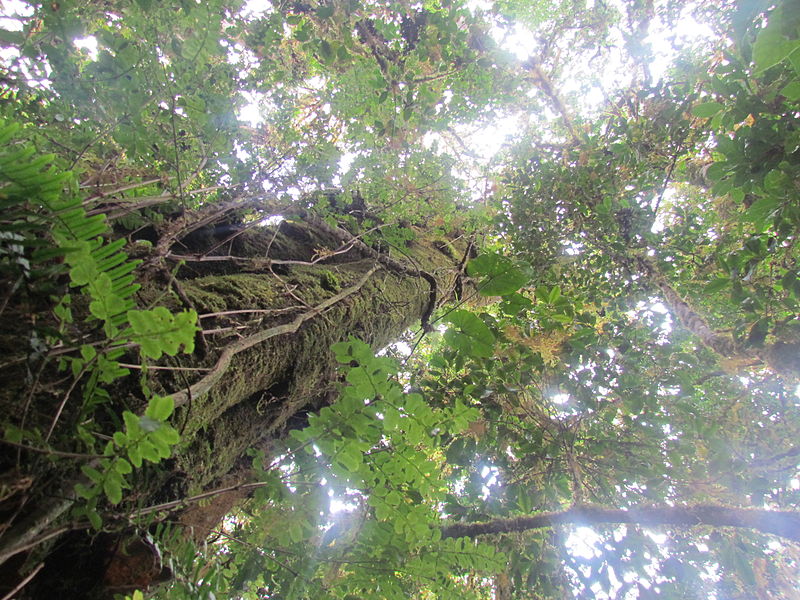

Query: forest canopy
0 0 799 598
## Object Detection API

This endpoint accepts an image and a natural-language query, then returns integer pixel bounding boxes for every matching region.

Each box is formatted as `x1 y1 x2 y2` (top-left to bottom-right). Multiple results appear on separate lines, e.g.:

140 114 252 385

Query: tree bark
441 503 800 543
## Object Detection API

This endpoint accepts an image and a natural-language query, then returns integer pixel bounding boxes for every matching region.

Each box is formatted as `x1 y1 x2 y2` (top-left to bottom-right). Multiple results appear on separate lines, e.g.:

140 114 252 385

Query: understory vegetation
0 0 799 598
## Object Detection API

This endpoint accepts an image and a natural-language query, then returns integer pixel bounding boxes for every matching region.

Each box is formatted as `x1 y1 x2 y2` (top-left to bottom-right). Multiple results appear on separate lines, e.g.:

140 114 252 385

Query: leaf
319 40 333 62
753 12 800 74
81 465 104 485
780 80 800 101
139 440 161 463
745 195 779 230
123 410 140 436
88 273 126 320
114 458 132 475
331 337 374 364
127 307 197 359
104 475 123 504
444 310 495 358
87 510 102 530
3 425 23 443
153 424 180 445
316 4 334 18
0 29 25 46
691 101 724 118
145 394 174 421
704 277 730 293
128 445 142 468
74 483 95 500
80 345 97 362
467 253 529 296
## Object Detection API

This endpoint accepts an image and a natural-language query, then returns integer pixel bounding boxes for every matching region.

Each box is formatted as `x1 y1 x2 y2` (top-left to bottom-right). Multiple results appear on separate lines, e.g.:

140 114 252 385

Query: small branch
0 561 44 600
198 307 300 319
129 480 273 518
0 439 105 460
44 362 87 442
522 57 580 145
116 363 210 372
82 177 163 195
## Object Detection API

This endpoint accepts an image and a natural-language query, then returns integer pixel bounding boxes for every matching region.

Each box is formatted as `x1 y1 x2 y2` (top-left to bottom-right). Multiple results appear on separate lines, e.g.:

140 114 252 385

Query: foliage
0 117 193 524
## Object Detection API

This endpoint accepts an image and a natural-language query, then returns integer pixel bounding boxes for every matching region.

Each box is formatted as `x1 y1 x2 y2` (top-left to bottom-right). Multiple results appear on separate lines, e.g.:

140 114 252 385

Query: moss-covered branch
441 503 800 543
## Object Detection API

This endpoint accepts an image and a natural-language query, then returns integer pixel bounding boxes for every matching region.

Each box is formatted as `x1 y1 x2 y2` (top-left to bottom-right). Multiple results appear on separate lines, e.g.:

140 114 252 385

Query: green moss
182 273 280 314
432 239 457 260
320 270 341 292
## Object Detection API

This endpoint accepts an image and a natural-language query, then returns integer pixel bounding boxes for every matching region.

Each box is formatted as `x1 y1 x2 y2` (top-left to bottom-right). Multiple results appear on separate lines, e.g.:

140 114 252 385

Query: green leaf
780 80 800 101
704 277 730 293
338 444 362 472
154 424 180 445
114 458 132 475
139 440 161 463
81 465 104 485
444 310 495 358
74 483 95 500
467 253 529 296
123 411 141 436
316 4 334 18
745 195 779 230
127 307 197 359
0 29 25 46
128 445 142 468
753 12 800 74
331 337 374 364
87 509 102 530
104 475 123 504
88 273 125 321
145 394 174 421
3 425 23 443
691 101 724 118
319 40 333 62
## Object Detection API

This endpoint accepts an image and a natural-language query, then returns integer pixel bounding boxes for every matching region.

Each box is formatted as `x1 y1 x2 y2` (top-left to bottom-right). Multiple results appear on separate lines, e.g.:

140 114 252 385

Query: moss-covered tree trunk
0 206 473 598
163 215 468 492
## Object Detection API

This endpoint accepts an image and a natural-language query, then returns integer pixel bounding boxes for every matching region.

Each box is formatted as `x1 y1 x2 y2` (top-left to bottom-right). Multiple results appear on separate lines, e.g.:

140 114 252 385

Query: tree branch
440 503 800 544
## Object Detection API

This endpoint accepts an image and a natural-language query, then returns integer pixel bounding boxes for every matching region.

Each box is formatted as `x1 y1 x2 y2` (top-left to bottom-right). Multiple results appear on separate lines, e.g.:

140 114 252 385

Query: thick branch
440 503 800 544
635 256 739 357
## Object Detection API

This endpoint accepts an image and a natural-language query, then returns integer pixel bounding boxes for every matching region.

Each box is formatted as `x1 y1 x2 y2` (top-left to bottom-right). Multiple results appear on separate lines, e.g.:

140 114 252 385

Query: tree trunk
0 207 472 598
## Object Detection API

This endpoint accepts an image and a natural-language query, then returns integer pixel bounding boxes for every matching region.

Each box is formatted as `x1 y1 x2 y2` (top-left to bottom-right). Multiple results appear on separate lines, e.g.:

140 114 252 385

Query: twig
129 480 273 518
44 361 88 442
0 439 105 460
0 561 44 600
198 307 299 319
116 363 210 372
